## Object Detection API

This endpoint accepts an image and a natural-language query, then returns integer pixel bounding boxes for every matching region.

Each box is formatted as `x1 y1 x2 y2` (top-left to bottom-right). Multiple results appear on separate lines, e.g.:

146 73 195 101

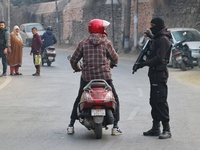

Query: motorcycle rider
41 26 57 55
67 19 122 136
136 17 172 139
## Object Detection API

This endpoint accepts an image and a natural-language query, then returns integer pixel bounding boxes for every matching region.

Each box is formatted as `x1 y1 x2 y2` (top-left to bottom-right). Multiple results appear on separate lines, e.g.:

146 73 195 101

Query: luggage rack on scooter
83 79 112 91
47 46 55 50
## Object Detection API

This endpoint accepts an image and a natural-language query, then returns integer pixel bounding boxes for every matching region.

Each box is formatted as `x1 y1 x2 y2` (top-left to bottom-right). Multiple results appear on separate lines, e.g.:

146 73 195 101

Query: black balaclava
150 17 165 35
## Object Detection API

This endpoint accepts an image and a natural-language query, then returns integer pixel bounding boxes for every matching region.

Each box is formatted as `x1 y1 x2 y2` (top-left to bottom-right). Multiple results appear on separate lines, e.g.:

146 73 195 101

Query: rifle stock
132 40 150 74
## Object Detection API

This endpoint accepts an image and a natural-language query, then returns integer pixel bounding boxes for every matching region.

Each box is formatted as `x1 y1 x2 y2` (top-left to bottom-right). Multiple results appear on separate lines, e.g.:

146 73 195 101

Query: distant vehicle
42 45 56 66
168 28 200 67
172 39 194 70
19 23 45 46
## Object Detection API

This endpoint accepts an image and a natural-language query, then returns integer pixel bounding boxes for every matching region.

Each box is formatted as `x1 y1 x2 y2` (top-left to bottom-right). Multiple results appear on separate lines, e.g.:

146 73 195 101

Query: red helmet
88 19 110 36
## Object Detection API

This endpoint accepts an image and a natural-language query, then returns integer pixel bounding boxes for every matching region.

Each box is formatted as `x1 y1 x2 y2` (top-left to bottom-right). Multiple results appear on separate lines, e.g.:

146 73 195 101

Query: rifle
132 39 151 74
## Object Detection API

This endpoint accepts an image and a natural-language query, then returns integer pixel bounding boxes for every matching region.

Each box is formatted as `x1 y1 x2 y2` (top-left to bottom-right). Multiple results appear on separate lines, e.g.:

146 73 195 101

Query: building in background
1 0 200 53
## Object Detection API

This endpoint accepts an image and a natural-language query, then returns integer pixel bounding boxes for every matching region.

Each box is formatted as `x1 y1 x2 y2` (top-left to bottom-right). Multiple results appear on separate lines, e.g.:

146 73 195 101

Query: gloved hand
73 64 82 72
74 69 81 73
144 29 154 39
136 62 146 69
110 63 117 68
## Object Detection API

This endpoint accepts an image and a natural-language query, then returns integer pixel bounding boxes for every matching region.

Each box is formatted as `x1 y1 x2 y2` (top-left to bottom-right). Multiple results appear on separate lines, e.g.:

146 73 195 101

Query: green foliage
11 0 55 6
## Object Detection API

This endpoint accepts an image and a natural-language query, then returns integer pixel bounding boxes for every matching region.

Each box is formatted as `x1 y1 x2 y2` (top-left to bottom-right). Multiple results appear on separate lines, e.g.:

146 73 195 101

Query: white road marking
0 76 12 90
127 107 140 120
138 88 144 97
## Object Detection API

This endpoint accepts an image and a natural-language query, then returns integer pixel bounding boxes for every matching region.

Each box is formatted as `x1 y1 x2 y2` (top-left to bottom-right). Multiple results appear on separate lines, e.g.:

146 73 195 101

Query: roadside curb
0 69 12 90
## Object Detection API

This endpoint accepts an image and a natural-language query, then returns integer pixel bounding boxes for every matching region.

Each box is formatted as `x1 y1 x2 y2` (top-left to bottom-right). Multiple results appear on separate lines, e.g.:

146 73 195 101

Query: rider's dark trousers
70 77 120 122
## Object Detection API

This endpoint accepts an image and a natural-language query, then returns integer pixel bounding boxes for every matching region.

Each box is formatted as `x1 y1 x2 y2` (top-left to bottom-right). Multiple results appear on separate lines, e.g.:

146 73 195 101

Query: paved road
0 47 200 150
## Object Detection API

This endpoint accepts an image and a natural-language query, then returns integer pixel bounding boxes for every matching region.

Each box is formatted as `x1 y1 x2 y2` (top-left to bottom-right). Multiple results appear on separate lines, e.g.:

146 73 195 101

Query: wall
2 0 200 53
130 0 200 46
9 0 122 51
154 0 200 30
61 0 122 51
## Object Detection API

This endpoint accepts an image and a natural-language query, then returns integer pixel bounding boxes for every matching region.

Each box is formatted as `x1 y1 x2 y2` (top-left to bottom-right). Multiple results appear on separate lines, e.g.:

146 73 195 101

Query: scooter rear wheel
47 61 52 66
42 59 44 66
94 123 102 139
172 58 178 68
180 61 187 71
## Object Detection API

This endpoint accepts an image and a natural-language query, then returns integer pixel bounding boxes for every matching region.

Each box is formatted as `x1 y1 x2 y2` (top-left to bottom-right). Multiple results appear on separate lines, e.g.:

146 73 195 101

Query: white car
20 23 45 46
168 28 200 67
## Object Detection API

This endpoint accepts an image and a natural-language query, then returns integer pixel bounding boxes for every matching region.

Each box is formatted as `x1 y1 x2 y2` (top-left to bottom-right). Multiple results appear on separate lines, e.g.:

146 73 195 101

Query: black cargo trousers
149 80 170 124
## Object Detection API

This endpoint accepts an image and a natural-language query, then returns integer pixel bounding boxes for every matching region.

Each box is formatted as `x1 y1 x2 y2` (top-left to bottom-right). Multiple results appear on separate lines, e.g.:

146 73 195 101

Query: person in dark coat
136 17 172 139
41 26 57 55
0 21 11 77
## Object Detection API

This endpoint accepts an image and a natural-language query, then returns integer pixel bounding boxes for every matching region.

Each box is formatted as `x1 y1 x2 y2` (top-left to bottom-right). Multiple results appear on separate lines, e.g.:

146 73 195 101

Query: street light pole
55 0 60 44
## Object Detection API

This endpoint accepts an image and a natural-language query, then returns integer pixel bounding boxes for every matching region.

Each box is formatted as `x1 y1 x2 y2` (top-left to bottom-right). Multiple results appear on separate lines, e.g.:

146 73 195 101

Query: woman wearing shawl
7 25 23 75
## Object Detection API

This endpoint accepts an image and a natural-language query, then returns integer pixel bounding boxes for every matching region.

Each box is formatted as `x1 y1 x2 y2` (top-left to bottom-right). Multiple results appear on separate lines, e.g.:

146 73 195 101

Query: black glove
73 68 81 73
136 62 146 69
144 29 154 39
110 64 117 68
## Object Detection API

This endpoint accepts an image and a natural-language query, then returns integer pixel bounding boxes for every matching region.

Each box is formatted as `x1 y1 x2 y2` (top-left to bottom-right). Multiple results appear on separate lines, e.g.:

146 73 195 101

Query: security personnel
136 17 172 139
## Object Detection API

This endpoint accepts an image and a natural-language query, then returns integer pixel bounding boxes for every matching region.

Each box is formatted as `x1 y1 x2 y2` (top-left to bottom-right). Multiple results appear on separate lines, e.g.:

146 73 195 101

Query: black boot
159 122 172 139
143 121 161 136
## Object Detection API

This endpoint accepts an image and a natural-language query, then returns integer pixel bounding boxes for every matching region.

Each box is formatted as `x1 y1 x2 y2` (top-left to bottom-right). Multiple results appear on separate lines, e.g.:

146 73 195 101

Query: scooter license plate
176 56 182 61
91 109 106 116
48 57 54 61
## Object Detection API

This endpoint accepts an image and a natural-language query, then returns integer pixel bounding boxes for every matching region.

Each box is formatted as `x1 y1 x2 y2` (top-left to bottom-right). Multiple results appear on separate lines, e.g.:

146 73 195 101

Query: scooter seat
90 82 106 88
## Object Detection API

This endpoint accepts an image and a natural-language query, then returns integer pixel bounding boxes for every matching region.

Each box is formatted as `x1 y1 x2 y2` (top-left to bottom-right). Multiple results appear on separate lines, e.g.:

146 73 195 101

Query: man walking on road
0 21 11 77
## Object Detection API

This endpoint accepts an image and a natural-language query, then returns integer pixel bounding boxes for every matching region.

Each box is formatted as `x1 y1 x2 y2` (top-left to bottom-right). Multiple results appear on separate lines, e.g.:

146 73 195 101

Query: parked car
20 23 45 46
168 28 200 67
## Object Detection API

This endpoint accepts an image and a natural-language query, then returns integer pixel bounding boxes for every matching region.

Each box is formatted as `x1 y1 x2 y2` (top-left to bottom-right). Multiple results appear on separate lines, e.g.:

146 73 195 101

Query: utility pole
111 0 115 46
7 0 10 32
55 0 60 44
133 0 138 50
124 0 131 53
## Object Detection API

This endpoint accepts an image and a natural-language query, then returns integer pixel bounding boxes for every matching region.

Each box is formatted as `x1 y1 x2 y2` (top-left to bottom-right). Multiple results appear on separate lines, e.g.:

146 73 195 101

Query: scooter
172 39 193 71
78 79 116 139
67 55 117 139
42 45 56 66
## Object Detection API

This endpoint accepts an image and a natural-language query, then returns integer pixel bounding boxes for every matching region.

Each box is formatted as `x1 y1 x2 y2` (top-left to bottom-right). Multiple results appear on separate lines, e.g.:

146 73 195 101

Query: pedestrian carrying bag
34 55 41 65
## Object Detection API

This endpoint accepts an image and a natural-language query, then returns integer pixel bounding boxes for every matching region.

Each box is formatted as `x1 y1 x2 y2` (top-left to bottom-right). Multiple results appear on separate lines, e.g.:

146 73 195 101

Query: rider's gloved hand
74 69 81 72
110 63 117 68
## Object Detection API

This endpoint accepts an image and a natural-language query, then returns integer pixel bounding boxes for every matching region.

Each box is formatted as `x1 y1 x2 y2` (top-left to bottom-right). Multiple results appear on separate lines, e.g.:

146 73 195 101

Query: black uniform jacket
145 28 172 83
